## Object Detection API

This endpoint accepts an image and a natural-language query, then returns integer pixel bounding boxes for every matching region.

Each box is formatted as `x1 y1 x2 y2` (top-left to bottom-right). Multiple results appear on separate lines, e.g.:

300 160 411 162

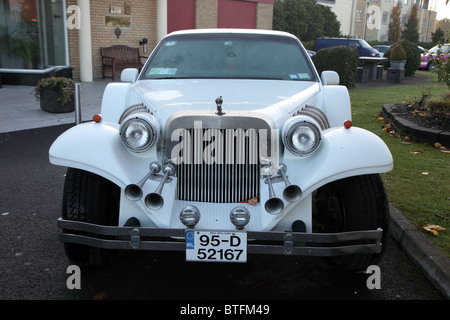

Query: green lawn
348 71 449 257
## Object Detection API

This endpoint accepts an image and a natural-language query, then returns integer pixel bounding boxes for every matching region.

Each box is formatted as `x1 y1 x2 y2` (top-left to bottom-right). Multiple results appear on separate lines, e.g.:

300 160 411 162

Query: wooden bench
101 45 146 81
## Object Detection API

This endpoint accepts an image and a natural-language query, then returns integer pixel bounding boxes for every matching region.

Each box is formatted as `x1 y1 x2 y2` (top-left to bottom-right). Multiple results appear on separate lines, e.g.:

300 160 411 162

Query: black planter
40 86 74 113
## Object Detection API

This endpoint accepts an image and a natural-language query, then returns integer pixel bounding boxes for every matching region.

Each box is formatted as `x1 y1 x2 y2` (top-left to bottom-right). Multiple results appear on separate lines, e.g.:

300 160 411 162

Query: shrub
384 40 421 76
34 76 75 105
390 44 407 60
312 45 359 88
428 44 450 90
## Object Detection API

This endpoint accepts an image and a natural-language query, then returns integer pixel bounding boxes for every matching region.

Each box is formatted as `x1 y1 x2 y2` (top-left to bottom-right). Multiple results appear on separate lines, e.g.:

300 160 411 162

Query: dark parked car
372 45 390 57
314 37 381 57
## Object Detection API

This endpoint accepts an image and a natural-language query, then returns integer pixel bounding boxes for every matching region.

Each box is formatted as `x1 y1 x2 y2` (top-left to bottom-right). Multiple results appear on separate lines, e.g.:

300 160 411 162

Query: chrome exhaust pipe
279 164 302 203
124 162 161 201
264 169 284 215
145 164 175 210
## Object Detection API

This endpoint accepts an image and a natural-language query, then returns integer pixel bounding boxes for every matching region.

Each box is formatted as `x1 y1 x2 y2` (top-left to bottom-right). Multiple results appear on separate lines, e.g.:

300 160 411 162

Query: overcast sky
435 0 450 20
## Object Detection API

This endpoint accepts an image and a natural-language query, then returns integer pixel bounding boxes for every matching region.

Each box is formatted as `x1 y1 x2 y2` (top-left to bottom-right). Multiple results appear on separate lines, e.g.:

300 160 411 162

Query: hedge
312 45 359 88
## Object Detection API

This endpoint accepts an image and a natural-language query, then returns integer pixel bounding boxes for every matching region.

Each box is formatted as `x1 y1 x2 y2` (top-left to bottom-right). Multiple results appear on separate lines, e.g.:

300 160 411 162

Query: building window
422 18 427 28
0 0 68 69
382 12 389 25
356 10 362 22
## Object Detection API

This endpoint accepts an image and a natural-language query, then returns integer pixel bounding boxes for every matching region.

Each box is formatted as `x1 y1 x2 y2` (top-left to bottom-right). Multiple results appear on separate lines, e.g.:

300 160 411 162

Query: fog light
230 207 250 229
180 205 200 227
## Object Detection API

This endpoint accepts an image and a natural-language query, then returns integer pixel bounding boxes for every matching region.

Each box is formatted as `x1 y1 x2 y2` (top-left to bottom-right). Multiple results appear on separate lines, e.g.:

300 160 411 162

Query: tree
437 18 450 42
402 4 419 43
273 0 308 40
302 0 324 42
388 4 402 42
319 4 341 38
432 28 445 45
272 0 341 42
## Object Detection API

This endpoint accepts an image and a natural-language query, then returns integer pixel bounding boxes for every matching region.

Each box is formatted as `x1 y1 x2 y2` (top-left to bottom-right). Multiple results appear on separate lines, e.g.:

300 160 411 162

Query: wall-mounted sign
105 15 131 28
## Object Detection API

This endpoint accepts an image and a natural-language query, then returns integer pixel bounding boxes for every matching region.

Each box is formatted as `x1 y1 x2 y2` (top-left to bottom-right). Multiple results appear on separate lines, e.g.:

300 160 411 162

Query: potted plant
389 44 407 70
34 76 75 113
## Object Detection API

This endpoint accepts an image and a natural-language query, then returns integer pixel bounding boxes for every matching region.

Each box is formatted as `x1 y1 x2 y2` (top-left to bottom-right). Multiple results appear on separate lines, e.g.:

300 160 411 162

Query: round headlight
283 117 321 156
120 113 159 152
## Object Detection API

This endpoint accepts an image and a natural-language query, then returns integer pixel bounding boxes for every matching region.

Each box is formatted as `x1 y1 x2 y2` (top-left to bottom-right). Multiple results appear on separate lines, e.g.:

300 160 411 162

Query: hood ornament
215 96 225 116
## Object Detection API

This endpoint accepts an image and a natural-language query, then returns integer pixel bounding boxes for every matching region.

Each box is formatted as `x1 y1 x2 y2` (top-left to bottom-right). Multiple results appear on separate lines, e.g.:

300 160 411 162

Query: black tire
312 174 389 271
62 168 120 266
426 62 435 71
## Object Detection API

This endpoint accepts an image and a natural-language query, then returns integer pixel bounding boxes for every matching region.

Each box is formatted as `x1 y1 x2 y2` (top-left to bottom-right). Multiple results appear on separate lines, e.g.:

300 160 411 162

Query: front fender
283 126 393 195
49 122 158 188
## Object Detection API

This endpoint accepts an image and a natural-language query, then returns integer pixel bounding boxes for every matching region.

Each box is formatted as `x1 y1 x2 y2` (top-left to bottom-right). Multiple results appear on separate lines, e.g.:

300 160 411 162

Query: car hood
133 79 321 124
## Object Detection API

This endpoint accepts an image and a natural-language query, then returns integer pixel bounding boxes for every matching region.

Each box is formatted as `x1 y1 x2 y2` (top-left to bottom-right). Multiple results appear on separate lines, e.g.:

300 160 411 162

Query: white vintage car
50 29 393 270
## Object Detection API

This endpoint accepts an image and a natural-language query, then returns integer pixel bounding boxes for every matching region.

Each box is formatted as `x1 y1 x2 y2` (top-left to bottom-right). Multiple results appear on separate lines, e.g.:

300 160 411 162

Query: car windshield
141 33 317 81
358 40 371 48
429 44 450 53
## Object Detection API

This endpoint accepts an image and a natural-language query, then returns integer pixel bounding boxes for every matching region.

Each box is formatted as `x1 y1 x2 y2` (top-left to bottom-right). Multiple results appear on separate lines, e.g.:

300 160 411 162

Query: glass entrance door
0 0 68 69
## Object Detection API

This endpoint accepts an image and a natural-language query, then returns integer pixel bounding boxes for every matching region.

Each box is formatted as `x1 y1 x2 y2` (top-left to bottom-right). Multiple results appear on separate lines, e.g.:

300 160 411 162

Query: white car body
50 29 393 267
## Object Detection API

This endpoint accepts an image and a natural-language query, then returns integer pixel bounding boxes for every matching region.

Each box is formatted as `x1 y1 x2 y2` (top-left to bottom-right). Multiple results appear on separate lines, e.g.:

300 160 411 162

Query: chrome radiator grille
175 128 260 203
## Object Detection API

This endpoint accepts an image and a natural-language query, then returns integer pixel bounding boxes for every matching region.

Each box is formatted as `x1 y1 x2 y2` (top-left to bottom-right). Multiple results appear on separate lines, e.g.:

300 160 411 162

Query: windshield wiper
153 76 184 79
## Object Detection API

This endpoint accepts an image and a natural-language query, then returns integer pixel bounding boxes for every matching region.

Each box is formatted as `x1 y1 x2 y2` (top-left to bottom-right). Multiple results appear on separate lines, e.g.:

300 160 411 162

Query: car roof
165 28 298 40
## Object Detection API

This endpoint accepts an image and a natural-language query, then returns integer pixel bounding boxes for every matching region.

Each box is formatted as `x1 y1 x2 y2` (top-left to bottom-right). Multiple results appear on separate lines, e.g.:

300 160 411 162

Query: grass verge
349 71 449 257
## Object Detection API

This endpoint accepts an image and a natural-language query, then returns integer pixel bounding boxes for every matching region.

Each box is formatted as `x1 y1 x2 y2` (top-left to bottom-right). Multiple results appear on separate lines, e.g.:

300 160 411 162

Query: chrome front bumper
57 218 383 257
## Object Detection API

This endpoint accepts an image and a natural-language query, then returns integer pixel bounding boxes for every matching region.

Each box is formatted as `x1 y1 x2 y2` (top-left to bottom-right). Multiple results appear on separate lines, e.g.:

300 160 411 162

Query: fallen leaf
420 224 446 235
93 291 108 300
377 117 388 124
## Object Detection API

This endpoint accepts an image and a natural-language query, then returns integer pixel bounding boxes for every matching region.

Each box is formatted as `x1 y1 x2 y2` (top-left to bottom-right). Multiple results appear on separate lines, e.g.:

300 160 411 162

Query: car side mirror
121 68 139 83
321 71 340 86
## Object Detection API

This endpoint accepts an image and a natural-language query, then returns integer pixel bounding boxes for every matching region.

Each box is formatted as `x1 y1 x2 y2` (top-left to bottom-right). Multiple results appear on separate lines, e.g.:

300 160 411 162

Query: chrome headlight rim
283 116 321 156
119 113 159 153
